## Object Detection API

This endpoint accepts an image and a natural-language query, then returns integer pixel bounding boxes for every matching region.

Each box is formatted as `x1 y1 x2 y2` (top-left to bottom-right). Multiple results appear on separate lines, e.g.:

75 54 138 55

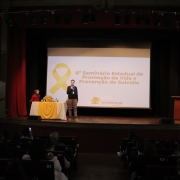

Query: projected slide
46 48 150 108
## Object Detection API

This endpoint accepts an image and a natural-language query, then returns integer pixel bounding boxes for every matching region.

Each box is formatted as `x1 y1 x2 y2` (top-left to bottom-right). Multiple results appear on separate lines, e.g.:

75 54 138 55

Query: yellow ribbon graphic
49 63 71 94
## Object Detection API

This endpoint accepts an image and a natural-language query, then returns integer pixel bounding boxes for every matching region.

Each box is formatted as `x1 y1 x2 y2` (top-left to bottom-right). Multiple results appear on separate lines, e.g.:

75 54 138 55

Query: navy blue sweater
67 86 78 100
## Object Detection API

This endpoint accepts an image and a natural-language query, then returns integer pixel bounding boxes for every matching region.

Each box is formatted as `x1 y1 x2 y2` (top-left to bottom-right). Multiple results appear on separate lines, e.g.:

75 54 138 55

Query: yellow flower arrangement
91 97 100 104
43 95 53 102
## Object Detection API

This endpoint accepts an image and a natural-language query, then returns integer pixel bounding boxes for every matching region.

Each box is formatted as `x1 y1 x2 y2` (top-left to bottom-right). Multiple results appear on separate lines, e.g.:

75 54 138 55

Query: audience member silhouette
144 142 157 156
50 132 74 163
22 139 68 180
21 127 34 140
45 140 70 169
0 134 12 158
129 138 145 180
11 133 21 143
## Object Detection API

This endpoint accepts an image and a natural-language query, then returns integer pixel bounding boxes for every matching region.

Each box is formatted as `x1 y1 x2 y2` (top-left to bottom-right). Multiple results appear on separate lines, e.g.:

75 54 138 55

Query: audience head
128 131 138 143
0 134 4 143
136 138 144 153
144 142 157 156
22 127 33 138
28 139 47 161
45 140 55 151
128 131 136 140
1 129 9 140
11 133 21 143
50 132 59 143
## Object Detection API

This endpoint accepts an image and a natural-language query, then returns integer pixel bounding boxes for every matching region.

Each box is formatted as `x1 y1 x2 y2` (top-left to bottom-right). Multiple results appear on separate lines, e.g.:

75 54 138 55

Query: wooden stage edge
1 116 180 130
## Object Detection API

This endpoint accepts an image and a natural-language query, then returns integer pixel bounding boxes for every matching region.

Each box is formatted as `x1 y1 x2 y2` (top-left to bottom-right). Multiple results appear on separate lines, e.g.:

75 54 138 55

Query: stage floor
1 115 180 124
0 115 165 124
42 116 162 124
1 115 180 127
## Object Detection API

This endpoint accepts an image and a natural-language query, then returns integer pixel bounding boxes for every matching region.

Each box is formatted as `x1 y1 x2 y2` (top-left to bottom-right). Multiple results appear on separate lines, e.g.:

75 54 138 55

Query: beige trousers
67 99 78 118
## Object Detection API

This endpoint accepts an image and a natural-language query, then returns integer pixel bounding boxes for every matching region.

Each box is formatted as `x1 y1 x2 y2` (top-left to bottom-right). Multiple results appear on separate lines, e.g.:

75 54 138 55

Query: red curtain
6 27 27 117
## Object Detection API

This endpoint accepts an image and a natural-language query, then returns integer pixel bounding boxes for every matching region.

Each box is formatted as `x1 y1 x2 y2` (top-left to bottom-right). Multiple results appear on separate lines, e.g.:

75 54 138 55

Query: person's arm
30 94 35 102
50 156 62 173
67 86 72 95
64 157 70 169
76 87 78 101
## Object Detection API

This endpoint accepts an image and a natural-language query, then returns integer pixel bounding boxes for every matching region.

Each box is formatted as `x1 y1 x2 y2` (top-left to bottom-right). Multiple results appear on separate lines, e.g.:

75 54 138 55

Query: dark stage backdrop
0 11 1 80
25 28 180 118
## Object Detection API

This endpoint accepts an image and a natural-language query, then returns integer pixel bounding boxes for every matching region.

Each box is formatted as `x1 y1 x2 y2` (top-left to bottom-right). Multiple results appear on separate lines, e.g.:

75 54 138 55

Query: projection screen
46 41 151 108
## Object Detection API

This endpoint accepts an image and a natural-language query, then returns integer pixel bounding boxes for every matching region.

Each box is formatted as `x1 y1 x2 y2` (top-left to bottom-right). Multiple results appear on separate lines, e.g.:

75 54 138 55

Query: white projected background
46 55 150 108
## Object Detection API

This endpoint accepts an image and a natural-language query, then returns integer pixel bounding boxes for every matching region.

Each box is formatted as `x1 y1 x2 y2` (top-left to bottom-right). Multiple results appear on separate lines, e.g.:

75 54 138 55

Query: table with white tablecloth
30 102 67 120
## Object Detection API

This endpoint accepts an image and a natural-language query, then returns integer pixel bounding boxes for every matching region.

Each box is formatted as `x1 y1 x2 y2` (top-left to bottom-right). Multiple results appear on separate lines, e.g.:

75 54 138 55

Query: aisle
69 153 129 180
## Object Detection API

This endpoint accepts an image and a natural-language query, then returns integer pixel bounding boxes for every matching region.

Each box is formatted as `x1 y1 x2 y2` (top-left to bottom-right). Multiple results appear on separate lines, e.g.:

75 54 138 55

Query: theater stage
0 115 180 130
0 116 180 154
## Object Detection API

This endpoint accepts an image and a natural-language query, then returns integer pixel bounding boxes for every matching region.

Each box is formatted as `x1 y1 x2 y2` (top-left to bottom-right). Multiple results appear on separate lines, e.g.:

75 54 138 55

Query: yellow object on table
37 102 57 119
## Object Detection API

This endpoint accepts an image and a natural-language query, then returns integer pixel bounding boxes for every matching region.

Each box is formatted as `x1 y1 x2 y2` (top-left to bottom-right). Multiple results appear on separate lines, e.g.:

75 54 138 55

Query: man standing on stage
67 79 78 120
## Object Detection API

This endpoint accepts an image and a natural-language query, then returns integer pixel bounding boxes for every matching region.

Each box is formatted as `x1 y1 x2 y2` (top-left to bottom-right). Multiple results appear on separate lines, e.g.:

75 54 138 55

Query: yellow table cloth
37 102 57 119
30 102 67 120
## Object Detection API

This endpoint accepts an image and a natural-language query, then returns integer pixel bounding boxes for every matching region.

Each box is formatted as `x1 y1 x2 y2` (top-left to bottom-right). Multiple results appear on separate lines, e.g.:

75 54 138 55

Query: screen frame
46 39 151 109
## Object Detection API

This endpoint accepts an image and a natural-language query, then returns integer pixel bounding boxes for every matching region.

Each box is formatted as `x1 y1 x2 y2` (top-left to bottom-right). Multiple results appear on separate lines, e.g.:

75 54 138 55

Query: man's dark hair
22 127 29 136
28 140 47 161
45 140 55 150
71 79 75 82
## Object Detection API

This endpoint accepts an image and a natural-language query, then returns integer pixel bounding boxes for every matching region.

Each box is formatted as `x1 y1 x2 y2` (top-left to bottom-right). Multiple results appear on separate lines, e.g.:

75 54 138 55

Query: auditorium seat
0 159 15 178
137 155 177 177
146 165 177 180
21 160 54 180
7 143 23 149
144 139 162 148
157 148 177 156
55 144 70 152
164 177 178 180
34 136 49 140
167 156 180 166
59 136 78 153
21 139 33 144
10 149 28 160
126 142 135 156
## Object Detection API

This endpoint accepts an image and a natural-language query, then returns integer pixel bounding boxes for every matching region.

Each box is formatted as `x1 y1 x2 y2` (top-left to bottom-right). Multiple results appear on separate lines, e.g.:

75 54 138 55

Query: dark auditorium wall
26 28 180 118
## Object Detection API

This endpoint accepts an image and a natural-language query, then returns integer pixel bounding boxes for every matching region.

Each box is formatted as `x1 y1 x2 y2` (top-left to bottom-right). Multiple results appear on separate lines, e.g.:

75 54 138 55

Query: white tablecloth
30 102 67 120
